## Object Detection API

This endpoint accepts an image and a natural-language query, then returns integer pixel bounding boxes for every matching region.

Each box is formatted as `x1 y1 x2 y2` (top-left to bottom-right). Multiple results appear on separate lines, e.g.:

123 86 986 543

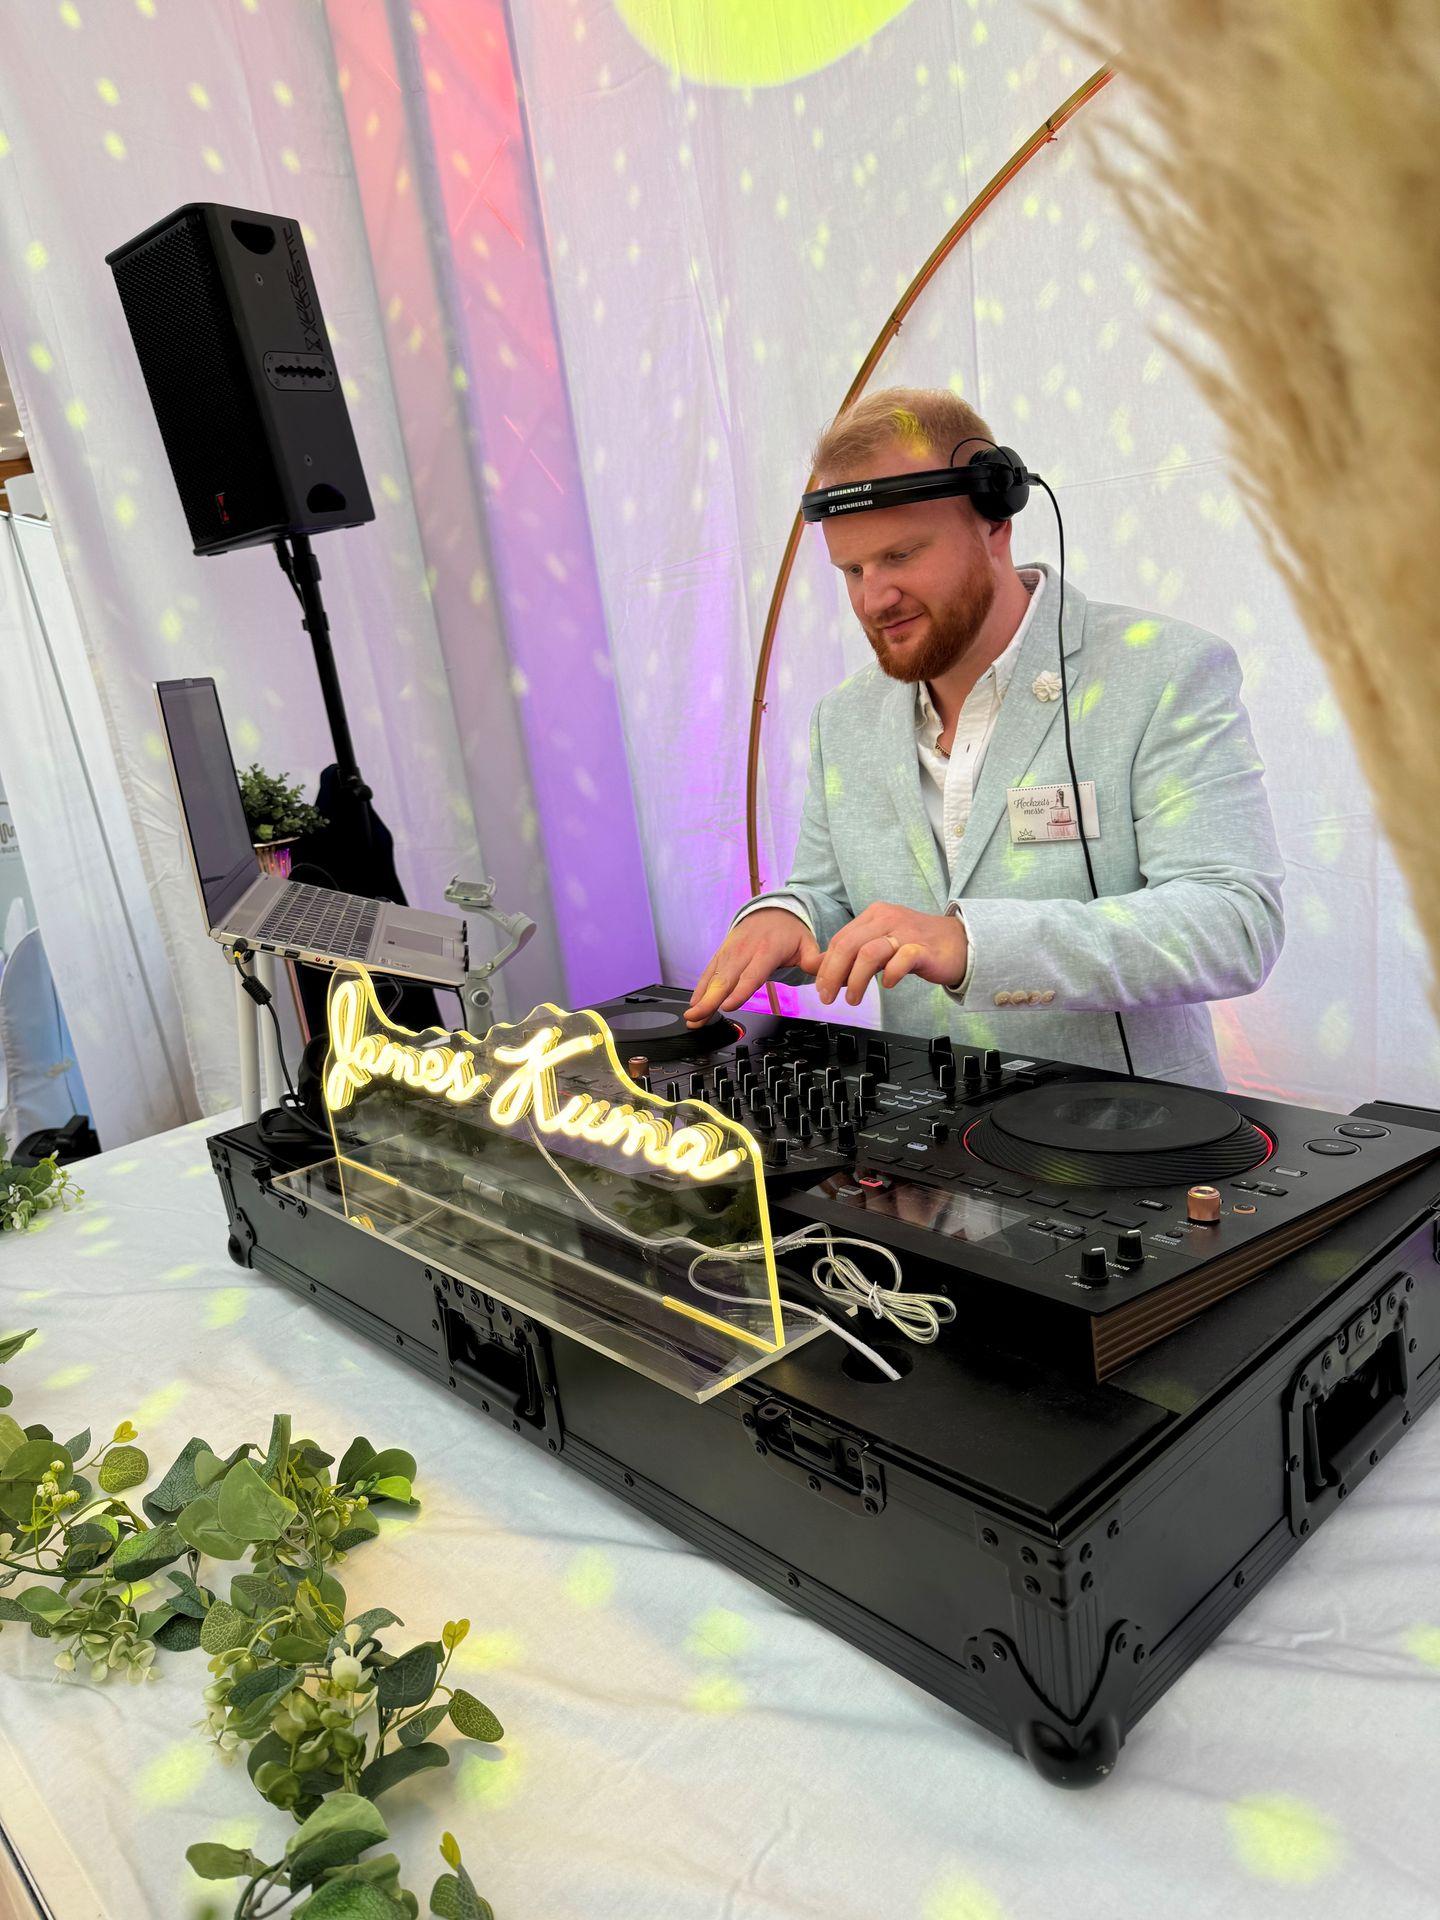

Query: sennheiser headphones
800 432 1136 1076
801 442 1035 526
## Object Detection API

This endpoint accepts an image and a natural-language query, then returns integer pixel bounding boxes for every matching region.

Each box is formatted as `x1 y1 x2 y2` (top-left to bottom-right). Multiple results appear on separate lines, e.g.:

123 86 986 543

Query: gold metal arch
744 66 1115 931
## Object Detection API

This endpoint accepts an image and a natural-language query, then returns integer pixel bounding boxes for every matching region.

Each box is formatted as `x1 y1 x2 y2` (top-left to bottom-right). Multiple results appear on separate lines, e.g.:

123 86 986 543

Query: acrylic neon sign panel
277 965 819 1400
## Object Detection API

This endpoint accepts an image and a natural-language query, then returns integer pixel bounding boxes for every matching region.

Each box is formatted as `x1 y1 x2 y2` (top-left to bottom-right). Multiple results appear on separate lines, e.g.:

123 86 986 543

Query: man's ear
980 513 1014 561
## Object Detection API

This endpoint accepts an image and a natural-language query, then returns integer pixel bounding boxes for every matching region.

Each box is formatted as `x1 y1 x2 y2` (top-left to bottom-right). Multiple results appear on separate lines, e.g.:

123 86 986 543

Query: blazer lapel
945 562 1086 899
879 677 949 913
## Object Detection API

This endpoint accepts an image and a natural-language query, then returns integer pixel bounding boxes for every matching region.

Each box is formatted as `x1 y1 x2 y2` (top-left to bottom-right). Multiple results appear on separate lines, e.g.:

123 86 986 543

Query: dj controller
212 986 1440 1784
599 987 1440 1380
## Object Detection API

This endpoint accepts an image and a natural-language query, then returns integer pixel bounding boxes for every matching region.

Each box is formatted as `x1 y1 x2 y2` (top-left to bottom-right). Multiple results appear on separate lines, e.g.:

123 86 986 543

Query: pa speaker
106 203 374 556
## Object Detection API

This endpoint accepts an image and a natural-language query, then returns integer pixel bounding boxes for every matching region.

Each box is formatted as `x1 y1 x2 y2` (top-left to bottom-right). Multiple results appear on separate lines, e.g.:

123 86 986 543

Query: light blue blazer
742 562 1285 1087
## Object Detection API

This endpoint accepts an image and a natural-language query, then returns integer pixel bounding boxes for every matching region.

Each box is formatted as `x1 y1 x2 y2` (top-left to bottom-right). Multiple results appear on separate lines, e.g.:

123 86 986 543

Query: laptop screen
156 678 264 932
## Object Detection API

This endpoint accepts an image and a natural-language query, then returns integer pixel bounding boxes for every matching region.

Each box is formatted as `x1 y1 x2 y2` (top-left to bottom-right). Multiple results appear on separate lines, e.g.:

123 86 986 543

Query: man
684 388 1284 1088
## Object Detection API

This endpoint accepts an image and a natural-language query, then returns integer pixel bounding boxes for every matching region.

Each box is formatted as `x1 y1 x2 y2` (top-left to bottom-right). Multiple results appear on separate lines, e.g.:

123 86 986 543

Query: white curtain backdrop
0 515 187 1144
0 0 500 1127
505 0 1438 1113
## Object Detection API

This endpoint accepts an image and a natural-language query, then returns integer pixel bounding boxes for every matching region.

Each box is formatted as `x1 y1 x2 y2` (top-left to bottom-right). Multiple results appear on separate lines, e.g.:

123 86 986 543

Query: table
1 1117 1439 1918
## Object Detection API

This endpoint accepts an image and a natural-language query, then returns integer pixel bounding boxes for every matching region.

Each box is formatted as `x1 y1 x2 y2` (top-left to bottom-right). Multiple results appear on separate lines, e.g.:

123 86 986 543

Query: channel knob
1187 1184 1222 1224
1117 1229 1146 1264
1080 1246 1110 1284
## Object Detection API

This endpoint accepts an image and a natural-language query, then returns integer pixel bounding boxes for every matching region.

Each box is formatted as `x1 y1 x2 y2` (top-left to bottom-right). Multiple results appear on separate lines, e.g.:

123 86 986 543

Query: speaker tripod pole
277 532 375 844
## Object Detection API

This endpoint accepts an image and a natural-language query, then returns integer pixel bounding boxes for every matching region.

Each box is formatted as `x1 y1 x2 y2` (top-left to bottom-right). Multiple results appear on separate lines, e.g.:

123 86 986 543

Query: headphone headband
800 446 1036 524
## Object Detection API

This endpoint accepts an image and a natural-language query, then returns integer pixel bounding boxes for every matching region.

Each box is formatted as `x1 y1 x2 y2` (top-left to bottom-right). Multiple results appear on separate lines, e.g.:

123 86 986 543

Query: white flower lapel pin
1031 670 1062 703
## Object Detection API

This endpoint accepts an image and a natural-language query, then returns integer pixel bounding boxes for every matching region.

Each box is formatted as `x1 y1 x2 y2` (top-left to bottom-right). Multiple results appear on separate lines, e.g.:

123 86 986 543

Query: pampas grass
1062 0 1440 1005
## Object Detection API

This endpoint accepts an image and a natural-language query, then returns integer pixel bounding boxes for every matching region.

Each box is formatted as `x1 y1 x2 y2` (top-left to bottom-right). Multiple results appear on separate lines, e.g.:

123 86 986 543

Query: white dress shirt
736 567 1046 1001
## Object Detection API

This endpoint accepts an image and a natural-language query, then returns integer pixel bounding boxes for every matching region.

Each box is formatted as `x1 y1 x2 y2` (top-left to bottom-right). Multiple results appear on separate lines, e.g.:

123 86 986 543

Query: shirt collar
916 566 1044 735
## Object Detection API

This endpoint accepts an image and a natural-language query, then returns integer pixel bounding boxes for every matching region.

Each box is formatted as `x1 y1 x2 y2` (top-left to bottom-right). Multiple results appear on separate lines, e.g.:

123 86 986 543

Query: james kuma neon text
324 976 747 1184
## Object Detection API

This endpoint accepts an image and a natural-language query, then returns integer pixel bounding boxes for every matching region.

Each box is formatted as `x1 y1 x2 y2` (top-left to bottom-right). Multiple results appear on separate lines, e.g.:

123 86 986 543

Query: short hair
809 385 995 484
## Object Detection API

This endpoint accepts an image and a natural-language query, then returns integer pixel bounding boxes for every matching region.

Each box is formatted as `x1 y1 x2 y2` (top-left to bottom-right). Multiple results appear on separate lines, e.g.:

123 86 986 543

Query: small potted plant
237 763 327 878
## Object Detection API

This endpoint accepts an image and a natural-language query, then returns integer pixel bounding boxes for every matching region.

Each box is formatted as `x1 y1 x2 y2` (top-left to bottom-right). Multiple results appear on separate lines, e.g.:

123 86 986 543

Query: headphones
800 442 1035 526
799 432 1137 1077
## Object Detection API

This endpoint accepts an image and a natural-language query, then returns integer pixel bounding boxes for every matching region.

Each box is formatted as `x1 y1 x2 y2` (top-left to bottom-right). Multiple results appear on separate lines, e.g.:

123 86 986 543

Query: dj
684 389 1285 1088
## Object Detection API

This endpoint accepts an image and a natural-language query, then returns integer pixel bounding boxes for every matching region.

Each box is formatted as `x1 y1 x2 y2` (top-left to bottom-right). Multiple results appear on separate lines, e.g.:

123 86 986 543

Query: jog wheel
587 990 740 1060
965 1079 1271 1188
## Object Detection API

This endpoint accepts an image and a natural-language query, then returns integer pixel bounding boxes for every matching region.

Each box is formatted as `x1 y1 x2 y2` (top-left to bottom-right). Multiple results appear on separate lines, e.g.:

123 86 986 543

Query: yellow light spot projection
188 81 210 109
1404 1625 1440 1667
0 132 10 159
378 472 403 503
280 146 301 174
614 0 917 88
113 493 137 528
1078 680 1103 719
202 146 224 173
686 1674 745 1713
161 1262 202 1283
204 1288 249 1330
59 1 81 25
135 0 155 13
923 1877 1008 1920
103 130 127 160
95 77 118 103
233 716 261 754
685 1607 752 1660
29 343 54 373
137 1742 212 1809
453 1630 524 1673
159 607 183 642
1317 1000 1352 1058
1225 1795 1343 1884
273 80 293 106
24 241 48 272
564 1548 616 1609
134 1381 187 1428
1125 618 1159 648
457 1747 521 1810
65 397 89 429
43 1364 94 1391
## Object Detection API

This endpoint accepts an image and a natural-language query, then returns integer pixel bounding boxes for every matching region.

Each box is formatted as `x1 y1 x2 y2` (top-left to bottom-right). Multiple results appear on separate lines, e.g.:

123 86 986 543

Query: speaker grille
110 210 284 550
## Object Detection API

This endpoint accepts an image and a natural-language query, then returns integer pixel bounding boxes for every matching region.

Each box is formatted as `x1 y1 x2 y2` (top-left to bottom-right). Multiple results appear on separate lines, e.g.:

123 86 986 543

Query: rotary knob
929 1119 950 1144
1187 1184 1222 1223
857 1071 876 1109
1117 1228 1146 1264
1080 1246 1110 1284
983 1048 1003 1078
688 1072 706 1098
782 1093 801 1129
664 1079 680 1103
766 1138 789 1170
627 1054 650 1082
961 1053 982 1085
836 1031 859 1063
937 1060 956 1095
795 1114 813 1144
837 1120 858 1154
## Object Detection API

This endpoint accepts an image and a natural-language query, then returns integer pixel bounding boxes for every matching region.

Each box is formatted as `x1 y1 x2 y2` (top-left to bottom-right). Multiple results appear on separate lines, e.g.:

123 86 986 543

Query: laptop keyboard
253 884 380 960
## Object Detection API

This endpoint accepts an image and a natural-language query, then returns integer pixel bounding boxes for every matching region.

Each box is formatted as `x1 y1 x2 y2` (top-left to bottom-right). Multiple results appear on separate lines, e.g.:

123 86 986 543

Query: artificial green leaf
0 1330 35 1365
176 1496 248 1561
294 1442 335 1474
293 1879 411 1919
142 1436 216 1523
438 1835 461 1872
333 1512 381 1553
369 1477 413 1505
0 1414 26 1466
259 1413 293 1483
316 1569 348 1614
58 1522 115 1577
376 1642 438 1712
428 1874 493 1920
60 1429 90 1461
153 1611 204 1652
199 1601 251 1654
231 1570 291 1617
362 1450 417 1486
447 1691 503 1743
193 1447 227 1490
98 1445 149 1494
268 1632 331 1666
17 1586 66 1618
397 1702 449 1747
347 1607 402 1645
227 1664 298 1732
358 1741 449 1802
0 1384 10 1408
246 1729 287 1783
217 1460 297 1543
134 1601 175 1638
165 1570 213 1619
336 1437 376 1485
440 1621 469 1653
0 1438 70 1491
185 1842 267 1882
0 1595 31 1622
285 1791 389 1892
109 1521 185 1581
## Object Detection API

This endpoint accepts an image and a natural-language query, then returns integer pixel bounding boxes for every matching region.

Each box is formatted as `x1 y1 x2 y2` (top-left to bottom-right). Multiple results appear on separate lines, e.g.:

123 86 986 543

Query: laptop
156 676 469 985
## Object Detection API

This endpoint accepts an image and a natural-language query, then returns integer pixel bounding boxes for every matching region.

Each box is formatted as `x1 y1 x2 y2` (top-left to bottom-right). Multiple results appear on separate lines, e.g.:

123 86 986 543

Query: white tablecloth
1 1117 1438 1919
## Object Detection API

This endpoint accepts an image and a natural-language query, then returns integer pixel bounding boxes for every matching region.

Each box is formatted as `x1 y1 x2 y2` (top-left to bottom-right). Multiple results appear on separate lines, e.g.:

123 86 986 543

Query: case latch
745 1397 884 1514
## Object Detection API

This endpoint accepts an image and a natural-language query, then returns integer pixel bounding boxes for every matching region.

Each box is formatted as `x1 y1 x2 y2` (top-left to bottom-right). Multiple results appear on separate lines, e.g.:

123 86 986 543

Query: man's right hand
685 908 823 1027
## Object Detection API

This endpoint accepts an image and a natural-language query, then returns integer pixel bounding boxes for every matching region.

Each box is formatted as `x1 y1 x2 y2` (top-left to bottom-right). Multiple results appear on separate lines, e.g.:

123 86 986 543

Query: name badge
1005 781 1100 843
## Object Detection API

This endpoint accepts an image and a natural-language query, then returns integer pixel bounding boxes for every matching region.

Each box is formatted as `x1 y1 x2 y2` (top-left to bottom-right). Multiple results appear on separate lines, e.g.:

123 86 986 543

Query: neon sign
324 970 749 1184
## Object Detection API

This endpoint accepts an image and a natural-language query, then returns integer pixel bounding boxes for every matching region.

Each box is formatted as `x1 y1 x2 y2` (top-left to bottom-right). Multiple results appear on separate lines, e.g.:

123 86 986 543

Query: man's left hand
813 903 968 1006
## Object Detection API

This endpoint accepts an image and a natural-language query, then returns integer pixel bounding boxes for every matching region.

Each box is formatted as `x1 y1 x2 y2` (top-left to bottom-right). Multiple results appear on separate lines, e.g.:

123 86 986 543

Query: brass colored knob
1187 1184 1221 1223
627 1055 650 1081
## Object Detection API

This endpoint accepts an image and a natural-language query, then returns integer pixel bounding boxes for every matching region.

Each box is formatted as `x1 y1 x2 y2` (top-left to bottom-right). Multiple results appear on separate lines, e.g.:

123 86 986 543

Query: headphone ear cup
966 446 1030 522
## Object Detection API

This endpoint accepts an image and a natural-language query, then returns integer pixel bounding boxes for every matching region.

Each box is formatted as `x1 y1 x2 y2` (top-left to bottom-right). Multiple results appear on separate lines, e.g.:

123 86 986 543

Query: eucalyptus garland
0 1328 501 1918
0 1136 83 1233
